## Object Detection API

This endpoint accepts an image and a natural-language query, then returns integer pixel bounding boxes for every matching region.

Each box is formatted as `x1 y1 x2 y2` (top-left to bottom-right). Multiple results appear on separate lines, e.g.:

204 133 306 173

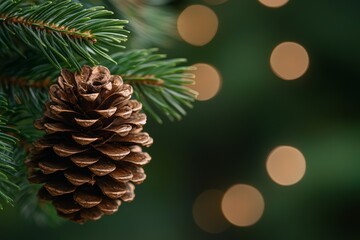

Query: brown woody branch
0 75 164 89
0 14 96 43
0 76 52 89
123 75 164 86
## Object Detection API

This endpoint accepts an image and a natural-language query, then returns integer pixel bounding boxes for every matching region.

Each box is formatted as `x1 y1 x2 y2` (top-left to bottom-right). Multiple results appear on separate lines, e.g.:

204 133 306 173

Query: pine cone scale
80 207 103 221
102 123 132 135
109 168 133 182
74 191 102 208
71 134 99 145
88 160 116 176
38 159 70 174
97 177 127 199
53 144 86 157
43 122 73 133
74 118 99 128
122 152 151 165
94 107 118 118
53 197 82 214
70 154 100 167
80 93 100 102
44 180 76 196
121 183 135 202
64 169 94 186
95 145 131 160
97 197 121 214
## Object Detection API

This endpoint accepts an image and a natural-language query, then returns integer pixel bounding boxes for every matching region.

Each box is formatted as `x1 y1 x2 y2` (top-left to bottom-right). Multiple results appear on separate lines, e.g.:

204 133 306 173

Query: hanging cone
26 65 153 223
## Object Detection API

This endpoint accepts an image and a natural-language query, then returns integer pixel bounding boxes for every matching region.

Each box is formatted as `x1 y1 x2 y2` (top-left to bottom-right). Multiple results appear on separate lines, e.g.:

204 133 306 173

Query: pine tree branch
0 94 20 209
122 75 164 86
15 145 62 225
0 0 195 224
0 76 49 120
76 0 177 47
0 48 197 123
0 0 129 69
0 85 54 221
109 49 197 123
0 76 51 89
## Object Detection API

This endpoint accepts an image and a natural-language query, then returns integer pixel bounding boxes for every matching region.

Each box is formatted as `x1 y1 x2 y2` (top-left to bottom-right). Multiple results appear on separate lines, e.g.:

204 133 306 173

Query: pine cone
26 65 153 223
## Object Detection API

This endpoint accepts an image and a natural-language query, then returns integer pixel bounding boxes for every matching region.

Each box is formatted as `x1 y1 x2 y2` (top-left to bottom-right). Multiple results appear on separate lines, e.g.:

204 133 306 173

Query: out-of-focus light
266 146 306 186
193 190 230 233
203 0 227 5
258 0 289 8
270 42 309 80
177 5 218 46
221 184 265 227
188 63 222 101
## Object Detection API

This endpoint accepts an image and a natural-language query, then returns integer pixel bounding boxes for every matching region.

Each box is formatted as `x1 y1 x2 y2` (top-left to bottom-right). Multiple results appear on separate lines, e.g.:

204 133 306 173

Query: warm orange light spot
203 0 228 5
193 190 229 233
221 184 265 227
266 146 306 186
270 42 309 80
189 63 222 101
177 5 218 46
258 0 289 8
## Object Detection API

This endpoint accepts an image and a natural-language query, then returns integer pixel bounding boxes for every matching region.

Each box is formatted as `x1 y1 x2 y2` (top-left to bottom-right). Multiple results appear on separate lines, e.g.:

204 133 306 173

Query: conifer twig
0 0 129 69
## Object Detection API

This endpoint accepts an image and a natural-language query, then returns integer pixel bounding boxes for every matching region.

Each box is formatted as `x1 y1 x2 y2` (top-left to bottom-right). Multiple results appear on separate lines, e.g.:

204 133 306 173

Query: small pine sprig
109 49 197 123
0 0 129 69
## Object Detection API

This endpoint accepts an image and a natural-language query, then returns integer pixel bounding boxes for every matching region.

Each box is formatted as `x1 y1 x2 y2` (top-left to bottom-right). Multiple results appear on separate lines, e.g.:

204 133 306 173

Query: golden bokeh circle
266 146 306 186
270 42 309 80
189 63 222 101
221 184 265 227
193 190 229 233
258 0 289 8
177 5 219 46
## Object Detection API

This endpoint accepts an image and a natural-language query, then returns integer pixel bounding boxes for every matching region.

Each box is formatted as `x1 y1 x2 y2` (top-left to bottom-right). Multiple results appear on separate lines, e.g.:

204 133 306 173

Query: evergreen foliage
0 94 19 209
0 0 196 222
0 0 129 69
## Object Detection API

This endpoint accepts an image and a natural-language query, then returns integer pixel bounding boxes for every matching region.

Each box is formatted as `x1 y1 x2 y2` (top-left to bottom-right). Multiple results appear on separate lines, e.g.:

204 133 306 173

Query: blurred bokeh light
221 184 265 227
266 146 306 186
258 0 289 8
270 42 309 80
188 63 222 101
177 5 218 46
192 190 229 233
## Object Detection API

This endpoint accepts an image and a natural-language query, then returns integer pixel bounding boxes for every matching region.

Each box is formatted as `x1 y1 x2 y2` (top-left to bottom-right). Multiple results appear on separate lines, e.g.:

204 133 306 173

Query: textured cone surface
27 66 153 223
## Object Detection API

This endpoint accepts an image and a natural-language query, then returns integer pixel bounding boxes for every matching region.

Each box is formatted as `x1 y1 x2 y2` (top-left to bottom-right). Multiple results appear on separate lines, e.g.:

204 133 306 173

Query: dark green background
2 0 360 239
